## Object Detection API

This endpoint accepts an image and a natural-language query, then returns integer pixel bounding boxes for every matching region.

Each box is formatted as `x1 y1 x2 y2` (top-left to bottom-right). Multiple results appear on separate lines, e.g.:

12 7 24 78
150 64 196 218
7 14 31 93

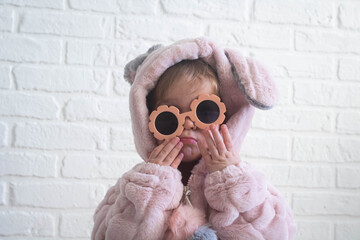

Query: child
91 37 297 240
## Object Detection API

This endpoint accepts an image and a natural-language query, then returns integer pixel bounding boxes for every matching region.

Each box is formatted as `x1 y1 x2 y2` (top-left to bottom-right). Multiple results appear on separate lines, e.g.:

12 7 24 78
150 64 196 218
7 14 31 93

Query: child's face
155 79 216 163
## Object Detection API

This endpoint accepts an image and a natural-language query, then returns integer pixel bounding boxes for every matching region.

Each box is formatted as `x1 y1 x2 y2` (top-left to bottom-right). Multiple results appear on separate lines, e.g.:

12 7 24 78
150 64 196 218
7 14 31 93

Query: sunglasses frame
149 94 226 140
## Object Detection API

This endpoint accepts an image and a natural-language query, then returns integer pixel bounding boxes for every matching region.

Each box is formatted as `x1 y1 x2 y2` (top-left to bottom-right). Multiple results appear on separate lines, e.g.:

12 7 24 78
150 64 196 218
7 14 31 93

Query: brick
336 222 360 240
11 181 105 208
0 8 12 31
289 166 333 188
64 97 129 122
0 66 11 89
274 78 291 106
0 36 61 63
62 154 141 179
110 127 137 152
256 165 289 186
116 18 202 41
114 43 131 66
0 211 55 236
69 0 119 13
0 122 7 147
97 156 142 178
113 70 131 96
339 58 360 82
0 153 57 177
296 221 331 240
294 82 360 108
295 29 360 54
254 52 334 79
252 108 332 132
255 0 333 26
337 111 360 134
0 92 59 119
0 182 6 205
337 167 360 188
293 137 342 162
114 42 147 67
20 12 111 38
13 66 108 94
162 0 248 20
1 0 64 9
66 41 112 66
339 139 360 162
60 213 93 237
339 2 360 31
209 24 291 50
258 165 333 188
241 134 289 160
62 155 98 179
118 0 157 14
14 123 107 150
293 192 360 215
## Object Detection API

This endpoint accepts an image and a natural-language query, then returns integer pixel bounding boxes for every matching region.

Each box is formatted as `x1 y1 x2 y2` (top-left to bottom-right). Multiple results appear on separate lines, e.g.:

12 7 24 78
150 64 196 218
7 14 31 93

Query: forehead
160 80 215 108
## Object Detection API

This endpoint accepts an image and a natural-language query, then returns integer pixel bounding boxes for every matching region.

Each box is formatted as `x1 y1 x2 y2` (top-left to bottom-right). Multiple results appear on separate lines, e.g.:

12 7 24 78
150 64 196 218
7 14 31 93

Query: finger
210 124 227 155
221 124 233 151
197 138 212 163
156 137 180 161
149 139 169 160
170 153 184 169
163 141 183 164
204 129 219 156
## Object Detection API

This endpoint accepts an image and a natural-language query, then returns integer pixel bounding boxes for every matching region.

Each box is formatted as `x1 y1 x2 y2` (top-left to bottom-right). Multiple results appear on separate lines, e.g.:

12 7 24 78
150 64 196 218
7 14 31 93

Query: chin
181 151 201 163
181 144 202 162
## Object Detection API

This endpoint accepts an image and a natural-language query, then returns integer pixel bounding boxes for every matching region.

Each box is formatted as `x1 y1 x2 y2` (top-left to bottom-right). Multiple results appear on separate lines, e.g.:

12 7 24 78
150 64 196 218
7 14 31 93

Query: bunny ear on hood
224 49 279 110
124 44 164 84
123 37 279 161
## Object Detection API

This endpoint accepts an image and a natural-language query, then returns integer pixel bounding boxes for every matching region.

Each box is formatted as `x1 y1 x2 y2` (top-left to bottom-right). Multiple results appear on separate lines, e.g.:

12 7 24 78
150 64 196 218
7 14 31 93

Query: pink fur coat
91 37 297 240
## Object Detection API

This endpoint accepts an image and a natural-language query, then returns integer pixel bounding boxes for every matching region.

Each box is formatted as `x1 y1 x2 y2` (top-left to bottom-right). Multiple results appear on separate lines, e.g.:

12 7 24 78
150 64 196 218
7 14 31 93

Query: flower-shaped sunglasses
149 94 226 140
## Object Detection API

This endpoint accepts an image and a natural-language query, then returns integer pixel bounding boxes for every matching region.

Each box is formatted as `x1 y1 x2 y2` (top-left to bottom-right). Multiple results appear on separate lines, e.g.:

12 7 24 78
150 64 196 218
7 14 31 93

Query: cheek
198 133 205 142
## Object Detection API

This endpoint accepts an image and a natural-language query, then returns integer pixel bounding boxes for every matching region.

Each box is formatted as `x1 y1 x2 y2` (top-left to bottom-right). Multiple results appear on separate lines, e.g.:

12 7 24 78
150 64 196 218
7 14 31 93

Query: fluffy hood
124 37 278 161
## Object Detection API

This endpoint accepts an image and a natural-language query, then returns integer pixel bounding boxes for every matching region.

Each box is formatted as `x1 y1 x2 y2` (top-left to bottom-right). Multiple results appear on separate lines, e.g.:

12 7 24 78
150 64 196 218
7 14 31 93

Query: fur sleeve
204 162 297 240
91 162 183 240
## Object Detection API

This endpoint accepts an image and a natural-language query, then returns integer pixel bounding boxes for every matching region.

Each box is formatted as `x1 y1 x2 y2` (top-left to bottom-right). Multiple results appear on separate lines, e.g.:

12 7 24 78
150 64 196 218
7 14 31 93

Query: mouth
180 137 197 145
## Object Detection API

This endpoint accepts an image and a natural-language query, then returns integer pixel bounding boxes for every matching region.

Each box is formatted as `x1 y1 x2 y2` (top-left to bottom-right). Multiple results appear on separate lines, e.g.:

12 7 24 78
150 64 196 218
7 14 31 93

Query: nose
183 116 196 130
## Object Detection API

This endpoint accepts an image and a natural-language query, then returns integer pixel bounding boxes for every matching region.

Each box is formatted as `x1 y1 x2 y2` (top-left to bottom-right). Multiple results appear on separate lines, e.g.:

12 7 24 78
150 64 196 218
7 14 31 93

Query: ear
123 44 163 85
225 49 279 110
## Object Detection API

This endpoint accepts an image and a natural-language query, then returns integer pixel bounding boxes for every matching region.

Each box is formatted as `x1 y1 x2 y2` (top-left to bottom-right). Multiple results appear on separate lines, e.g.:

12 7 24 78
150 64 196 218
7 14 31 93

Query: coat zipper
182 174 193 207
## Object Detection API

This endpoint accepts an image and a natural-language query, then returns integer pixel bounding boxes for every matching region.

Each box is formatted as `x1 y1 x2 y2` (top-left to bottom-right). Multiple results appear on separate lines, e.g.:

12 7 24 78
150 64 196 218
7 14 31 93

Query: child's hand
147 137 184 169
198 124 241 173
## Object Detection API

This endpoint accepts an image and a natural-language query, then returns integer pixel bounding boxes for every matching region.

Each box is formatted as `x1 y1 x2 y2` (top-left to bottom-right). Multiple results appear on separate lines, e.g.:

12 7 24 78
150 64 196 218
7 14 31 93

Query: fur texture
91 37 296 240
165 205 206 240
92 161 297 240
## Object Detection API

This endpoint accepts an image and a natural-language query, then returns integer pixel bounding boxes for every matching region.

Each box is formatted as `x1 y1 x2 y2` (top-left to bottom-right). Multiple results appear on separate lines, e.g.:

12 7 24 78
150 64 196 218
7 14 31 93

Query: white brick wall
0 0 359 239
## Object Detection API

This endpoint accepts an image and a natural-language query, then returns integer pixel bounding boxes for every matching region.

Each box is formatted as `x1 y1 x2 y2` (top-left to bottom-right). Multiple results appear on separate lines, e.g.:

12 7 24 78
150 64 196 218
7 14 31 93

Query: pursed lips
180 137 197 144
